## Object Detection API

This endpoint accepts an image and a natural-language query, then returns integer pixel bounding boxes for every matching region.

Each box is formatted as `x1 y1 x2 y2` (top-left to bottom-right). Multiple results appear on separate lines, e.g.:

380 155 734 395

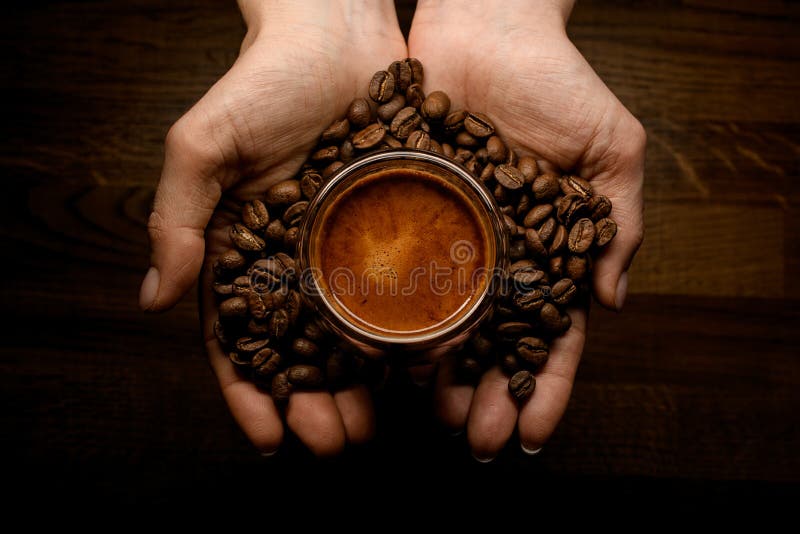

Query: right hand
140 0 407 456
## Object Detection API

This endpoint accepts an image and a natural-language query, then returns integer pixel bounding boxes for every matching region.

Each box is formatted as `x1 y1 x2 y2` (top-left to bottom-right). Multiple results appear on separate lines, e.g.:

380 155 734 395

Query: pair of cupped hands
139 0 645 460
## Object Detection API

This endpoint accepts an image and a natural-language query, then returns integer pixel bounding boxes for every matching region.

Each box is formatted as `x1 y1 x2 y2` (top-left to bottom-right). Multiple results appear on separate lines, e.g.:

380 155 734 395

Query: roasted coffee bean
429 139 443 154
454 147 474 164
595 218 618 247
369 70 395 103
552 278 577 306
287 364 324 388
321 119 350 143
549 256 564 278
548 224 568 256
405 83 425 109
561 175 593 198
557 193 589 226
312 146 338 164
236 336 269 354
443 110 467 134
523 204 553 229
292 337 319 359
269 308 289 338
283 226 300 250
274 252 296 277
456 357 483 382
540 303 563 332
493 182 511 204
232 275 251 296
405 57 424 84
512 267 545 288
247 318 270 335
500 206 515 219
538 217 556 243
501 354 522 375
383 134 403 149
253 348 282 378
271 372 292 404
347 97 372 128
566 254 588 280
525 228 548 258
502 214 517 235
588 195 612 221
455 130 479 149
230 223 265 252
494 164 524 190
568 218 596 253
388 60 412 92
497 321 533 337
377 93 406 122
214 249 246 276
516 193 531 217
300 171 323 199
471 333 493 359
282 201 308 227
265 180 301 207
264 219 287 242
242 200 269 231
510 258 538 274
229 351 251 366
285 289 302 323
213 282 233 297
406 129 432 150
352 123 386 149
303 321 326 342
485 136 507 163
213 320 229 346
561 313 572 332
509 370 535 402
219 296 248 318
506 149 518 167
441 142 455 158
340 139 355 162
532 173 560 201
322 161 344 179
474 148 489 166
248 290 287 320
509 239 527 261
421 91 451 120
464 112 495 137
513 287 546 312
390 107 422 140
516 337 548 370
518 156 538 184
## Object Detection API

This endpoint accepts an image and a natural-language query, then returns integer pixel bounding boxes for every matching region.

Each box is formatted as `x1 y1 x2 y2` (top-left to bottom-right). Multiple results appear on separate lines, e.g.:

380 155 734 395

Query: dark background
1 0 798 507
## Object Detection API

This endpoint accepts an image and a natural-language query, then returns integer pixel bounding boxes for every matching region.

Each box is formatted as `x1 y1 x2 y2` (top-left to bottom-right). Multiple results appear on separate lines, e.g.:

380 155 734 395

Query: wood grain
1 0 799 504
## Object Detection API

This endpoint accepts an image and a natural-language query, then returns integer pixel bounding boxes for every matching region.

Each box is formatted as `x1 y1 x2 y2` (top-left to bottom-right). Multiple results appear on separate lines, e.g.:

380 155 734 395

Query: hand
408 0 645 459
139 0 407 456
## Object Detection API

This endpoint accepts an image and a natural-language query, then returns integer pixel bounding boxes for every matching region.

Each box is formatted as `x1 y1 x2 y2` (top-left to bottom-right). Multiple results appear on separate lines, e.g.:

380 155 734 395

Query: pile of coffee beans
212 57 617 405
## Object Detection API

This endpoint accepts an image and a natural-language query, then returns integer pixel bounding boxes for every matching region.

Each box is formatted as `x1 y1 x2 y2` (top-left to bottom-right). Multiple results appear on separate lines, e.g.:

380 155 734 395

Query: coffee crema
311 168 492 336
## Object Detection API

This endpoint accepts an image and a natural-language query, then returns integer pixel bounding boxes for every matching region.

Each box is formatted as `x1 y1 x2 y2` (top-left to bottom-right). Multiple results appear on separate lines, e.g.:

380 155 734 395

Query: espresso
312 168 492 335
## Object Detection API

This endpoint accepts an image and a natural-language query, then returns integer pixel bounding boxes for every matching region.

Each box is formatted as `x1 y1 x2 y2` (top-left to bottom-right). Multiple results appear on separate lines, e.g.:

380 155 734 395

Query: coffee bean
506 149 518 167
213 320 229 346
516 337 548 370
566 255 588 281
285 289 302 323
287 364 324 388
485 136 507 164
214 249 246 276
271 371 292 404
497 321 533 337
230 223 265 252
247 318 270 336
455 130 480 149
551 278 577 306
236 336 269 354
568 218 596 253
533 173 560 201
312 146 338 164
502 214 516 235
470 332 493 359
229 351 251 366
268 308 289 338
421 91 451 120
441 142 455 158
557 193 590 226
347 97 372 128
300 171 323 199
405 58 424 84
283 226 300 250
518 156 538 183
516 193 531 217
390 107 422 140
352 123 386 149
248 290 287 320
456 356 483 382
253 348 282 378
406 130 432 150
282 201 308 227
429 139 443 154
538 217 556 243
377 93 406 122
525 228 548 258
561 175 593 198
474 147 489 165
493 182 511 204
232 275 251 296
340 139 355 162
212 281 233 297
443 110 466 134
595 218 617 247
388 60 412 92
509 370 535 402
501 354 522 375
292 337 319 359
383 134 403 149
303 321 326 343
241 200 270 231
264 219 286 242
513 287 545 312
561 313 572 332
540 303 562 332
548 224 568 255
405 83 425 109
219 296 248 319
549 256 564 278
523 204 553 228
494 164 524 190
588 195 612 221
464 112 495 137
265 180 301 207
369 70 395 103
509 239 526 261
321 119 350 143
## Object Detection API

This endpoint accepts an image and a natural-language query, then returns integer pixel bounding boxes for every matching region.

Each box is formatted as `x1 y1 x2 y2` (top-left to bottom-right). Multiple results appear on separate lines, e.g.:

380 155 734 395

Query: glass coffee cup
297 150 508 361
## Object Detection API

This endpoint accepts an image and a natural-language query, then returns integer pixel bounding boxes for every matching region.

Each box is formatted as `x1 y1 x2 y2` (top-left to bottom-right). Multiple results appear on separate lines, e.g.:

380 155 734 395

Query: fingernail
260 449 278 458
139 267 160 311
521 443 542 456
471 452 496 464
615 271 628 311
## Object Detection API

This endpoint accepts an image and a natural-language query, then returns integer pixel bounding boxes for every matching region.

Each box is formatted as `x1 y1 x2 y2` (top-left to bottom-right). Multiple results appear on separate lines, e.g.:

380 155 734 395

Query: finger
286 391 347 457
589 120 646 311
334 385 375 445
466 366 518 462
433 353 474 433
517 308 586 452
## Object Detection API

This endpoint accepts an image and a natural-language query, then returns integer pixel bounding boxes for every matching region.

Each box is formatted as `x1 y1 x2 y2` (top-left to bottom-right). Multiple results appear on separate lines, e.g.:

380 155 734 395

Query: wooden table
2 0 798 505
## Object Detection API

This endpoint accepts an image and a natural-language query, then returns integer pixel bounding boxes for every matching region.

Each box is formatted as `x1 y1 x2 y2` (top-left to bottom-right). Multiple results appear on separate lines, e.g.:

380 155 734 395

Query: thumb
589 120 646 311
140 114 229 312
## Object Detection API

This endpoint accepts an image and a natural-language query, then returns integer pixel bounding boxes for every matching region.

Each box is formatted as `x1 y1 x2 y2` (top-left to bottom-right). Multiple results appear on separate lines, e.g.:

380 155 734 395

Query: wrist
413 0 573 31
238 0 399 32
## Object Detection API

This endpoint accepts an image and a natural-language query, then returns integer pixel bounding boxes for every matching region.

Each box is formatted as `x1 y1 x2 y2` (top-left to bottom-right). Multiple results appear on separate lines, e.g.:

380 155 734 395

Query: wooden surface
1 0 798 506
